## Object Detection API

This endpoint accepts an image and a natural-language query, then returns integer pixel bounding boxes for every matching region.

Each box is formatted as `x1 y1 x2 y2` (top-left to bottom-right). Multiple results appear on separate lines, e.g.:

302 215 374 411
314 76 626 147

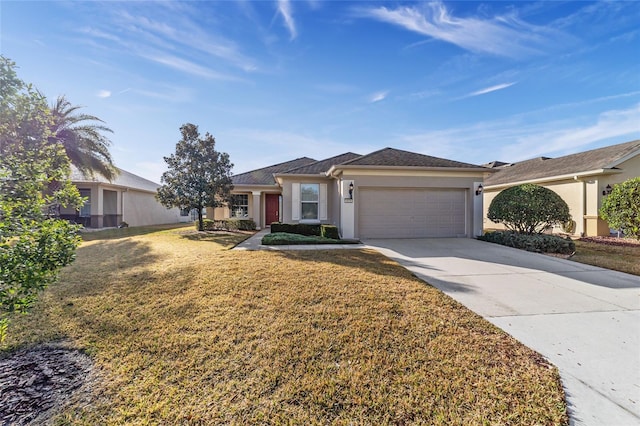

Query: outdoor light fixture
475 184 483 196
348 182 354 199
602 184 612 196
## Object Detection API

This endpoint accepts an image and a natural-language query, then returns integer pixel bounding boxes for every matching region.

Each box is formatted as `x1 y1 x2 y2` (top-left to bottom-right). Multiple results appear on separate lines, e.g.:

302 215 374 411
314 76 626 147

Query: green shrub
488 184 571 234
600 177 640 239
478 231 575 254
262 232 353 245
198 218 256 231
270 223 321 236
321 225 340 240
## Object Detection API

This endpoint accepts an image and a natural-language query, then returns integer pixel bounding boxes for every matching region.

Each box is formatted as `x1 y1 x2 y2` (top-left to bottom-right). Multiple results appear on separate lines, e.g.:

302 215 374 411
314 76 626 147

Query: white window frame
292 183 327 222
230 194 249 218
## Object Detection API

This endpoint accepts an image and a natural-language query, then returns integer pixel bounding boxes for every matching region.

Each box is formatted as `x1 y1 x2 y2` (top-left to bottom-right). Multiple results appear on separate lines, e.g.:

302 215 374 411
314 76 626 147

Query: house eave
327 164 493 177
484 168 623 190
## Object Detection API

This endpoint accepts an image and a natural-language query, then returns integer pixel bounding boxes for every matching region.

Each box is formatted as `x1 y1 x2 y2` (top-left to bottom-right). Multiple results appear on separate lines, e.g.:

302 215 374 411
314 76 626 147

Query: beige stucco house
60 167 186 228
483 140 640 236
210 148 491 239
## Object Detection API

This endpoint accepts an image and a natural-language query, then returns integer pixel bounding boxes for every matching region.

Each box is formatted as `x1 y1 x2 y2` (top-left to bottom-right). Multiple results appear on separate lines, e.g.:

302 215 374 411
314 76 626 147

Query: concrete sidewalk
364 238 640 426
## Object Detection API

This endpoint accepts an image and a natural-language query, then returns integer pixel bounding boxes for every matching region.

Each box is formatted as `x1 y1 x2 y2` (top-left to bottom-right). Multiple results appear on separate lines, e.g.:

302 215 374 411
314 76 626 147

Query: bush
262 232 354 245
488 184 571 234
270 223 341 240
600 177 640 240
478 231 575 254
321 225 340 240
199 218 256 231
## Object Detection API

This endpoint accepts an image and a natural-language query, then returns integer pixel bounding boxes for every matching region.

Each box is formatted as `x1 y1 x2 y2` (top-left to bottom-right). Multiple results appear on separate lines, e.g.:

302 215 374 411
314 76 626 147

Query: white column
252 191 262 230
340 180 355 239
473 182 483 237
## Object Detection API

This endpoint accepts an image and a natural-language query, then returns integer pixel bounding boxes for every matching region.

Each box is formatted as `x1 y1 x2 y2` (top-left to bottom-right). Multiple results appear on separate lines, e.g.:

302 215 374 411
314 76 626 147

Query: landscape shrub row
478 231 575 254
270 223 340 239
200 218 256 231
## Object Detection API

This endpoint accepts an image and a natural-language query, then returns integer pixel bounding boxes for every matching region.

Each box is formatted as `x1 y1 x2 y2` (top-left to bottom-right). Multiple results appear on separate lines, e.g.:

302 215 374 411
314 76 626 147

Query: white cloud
397 104 640 164
278 0 297 40
369 91 389 103
97 90 112 98
141 54 243 81
357 2 566 58
466 82 516 97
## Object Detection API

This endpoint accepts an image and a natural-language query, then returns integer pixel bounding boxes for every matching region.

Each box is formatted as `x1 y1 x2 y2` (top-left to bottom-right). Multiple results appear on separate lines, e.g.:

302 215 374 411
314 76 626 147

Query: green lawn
3 225 568 425
571 238 640 276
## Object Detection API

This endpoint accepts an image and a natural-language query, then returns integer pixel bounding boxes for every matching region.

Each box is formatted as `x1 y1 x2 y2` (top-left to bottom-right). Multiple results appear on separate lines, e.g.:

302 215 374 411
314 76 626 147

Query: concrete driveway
364 238 640 426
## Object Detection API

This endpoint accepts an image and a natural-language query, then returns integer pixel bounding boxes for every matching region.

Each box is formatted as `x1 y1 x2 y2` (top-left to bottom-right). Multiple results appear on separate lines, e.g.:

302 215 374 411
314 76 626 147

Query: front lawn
2 227 568 424
572 237 640 276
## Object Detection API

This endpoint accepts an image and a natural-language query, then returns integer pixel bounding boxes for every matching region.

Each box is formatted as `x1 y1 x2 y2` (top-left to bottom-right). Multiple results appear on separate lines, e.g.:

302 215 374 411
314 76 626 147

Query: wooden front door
265 194 280 225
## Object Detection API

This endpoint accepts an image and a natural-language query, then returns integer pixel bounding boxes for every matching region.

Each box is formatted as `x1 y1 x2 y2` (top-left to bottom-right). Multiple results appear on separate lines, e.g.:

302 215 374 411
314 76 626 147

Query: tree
0 56 83 343
49 95 118 181
600 177 640 239
487 184 571 234
157 123 233 231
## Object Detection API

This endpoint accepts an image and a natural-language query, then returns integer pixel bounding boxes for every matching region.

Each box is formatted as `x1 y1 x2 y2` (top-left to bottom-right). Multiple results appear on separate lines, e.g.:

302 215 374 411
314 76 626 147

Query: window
79 189 91 217
300 184 319 220
230 194 249 218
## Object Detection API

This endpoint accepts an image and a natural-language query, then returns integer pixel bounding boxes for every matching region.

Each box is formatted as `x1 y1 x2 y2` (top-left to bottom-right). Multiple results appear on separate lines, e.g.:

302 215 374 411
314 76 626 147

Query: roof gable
71 166 160 192
281 152 362 175
485 139 640 186
232 157 317 185
341 147 484 169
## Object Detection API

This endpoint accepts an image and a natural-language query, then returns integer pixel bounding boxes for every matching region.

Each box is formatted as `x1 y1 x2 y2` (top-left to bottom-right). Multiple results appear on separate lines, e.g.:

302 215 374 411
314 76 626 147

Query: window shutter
292 183 300 220
319 183 328 220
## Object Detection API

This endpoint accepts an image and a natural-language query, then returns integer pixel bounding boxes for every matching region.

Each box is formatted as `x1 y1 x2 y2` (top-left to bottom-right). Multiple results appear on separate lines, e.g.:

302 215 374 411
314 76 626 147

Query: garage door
359 188 467 238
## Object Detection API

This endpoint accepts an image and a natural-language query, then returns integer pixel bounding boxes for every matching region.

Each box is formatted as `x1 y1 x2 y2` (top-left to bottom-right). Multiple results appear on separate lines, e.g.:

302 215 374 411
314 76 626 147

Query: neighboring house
483 140 640 236
211 148 490 239
60 166 186 228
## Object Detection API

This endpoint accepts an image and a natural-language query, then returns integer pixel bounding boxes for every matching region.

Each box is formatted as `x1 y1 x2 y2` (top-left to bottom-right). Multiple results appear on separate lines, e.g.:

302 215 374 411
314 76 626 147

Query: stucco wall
280 177 335 224
123 189 181 227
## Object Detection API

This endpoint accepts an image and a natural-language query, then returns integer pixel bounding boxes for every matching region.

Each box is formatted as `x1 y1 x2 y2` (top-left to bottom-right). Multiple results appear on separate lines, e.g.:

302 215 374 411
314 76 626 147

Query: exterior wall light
349 182 354 199
475 184 483 196
602 184 612 196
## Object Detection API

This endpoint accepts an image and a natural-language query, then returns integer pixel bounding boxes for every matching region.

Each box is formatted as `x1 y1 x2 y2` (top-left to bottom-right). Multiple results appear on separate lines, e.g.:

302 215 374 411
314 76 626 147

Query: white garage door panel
359 188 466 238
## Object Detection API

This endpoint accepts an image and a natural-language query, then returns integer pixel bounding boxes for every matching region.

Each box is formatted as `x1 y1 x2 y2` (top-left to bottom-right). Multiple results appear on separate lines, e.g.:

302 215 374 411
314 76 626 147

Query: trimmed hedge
199 218 256 231
270 223 341 240
478 231 575 254
262 232 356 245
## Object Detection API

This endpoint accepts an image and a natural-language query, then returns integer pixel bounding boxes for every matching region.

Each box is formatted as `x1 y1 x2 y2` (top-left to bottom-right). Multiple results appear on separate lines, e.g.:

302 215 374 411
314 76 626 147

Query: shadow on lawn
266 248 424 282
80 223 190 242
179 230 253 247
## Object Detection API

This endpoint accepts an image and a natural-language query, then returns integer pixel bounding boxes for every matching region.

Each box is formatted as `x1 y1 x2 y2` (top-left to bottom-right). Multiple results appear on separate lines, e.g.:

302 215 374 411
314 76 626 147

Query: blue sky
1 1 639 183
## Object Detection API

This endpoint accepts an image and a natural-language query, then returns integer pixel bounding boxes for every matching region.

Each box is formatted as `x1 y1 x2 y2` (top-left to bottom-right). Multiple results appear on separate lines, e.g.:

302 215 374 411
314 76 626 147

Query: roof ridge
283 152 362 174
233 157 316 177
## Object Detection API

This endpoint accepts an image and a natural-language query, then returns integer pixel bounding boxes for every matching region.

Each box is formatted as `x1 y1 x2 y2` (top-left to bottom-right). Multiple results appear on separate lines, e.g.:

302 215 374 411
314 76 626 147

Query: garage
358 188 467 238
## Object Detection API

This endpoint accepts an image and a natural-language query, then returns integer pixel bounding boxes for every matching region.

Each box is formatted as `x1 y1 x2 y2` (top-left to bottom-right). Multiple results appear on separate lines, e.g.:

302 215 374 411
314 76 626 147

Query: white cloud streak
369 91 389 103
278 0 297 40
399 104 640 164
357 2 566 58
97 90 112 98
467 82 516 97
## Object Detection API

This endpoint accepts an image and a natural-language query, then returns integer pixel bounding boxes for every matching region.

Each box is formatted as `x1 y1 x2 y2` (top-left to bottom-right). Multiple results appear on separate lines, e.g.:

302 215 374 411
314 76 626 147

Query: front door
265 194 280 225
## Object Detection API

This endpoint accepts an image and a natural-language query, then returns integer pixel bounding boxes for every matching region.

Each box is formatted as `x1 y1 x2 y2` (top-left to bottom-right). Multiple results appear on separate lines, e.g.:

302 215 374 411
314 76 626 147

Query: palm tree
49 95 118 181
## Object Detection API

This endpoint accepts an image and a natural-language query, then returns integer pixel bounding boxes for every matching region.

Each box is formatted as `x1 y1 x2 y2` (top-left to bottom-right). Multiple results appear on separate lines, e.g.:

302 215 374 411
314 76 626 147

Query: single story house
60 166 187 228
210 148 491 239
482 139 640 236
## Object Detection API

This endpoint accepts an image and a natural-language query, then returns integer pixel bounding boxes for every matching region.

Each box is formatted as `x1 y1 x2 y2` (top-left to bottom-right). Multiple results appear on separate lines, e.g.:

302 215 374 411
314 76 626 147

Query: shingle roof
484 140 640 186
281 152 362 175
340 147 484 169
70 166 160 192
232 157 317 185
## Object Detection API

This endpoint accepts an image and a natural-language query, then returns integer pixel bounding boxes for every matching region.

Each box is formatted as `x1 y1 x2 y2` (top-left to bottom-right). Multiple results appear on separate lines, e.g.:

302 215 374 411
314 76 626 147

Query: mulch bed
0 342 97 425
579 236 640 248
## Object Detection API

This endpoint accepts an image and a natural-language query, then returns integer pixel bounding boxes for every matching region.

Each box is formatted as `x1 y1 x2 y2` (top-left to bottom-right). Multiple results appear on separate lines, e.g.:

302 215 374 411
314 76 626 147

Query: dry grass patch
572 238 640 276
3 227 567 425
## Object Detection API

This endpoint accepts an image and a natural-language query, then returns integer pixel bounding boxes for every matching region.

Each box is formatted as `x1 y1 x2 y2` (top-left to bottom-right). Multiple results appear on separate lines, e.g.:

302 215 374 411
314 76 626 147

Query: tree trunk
197 207 204 231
